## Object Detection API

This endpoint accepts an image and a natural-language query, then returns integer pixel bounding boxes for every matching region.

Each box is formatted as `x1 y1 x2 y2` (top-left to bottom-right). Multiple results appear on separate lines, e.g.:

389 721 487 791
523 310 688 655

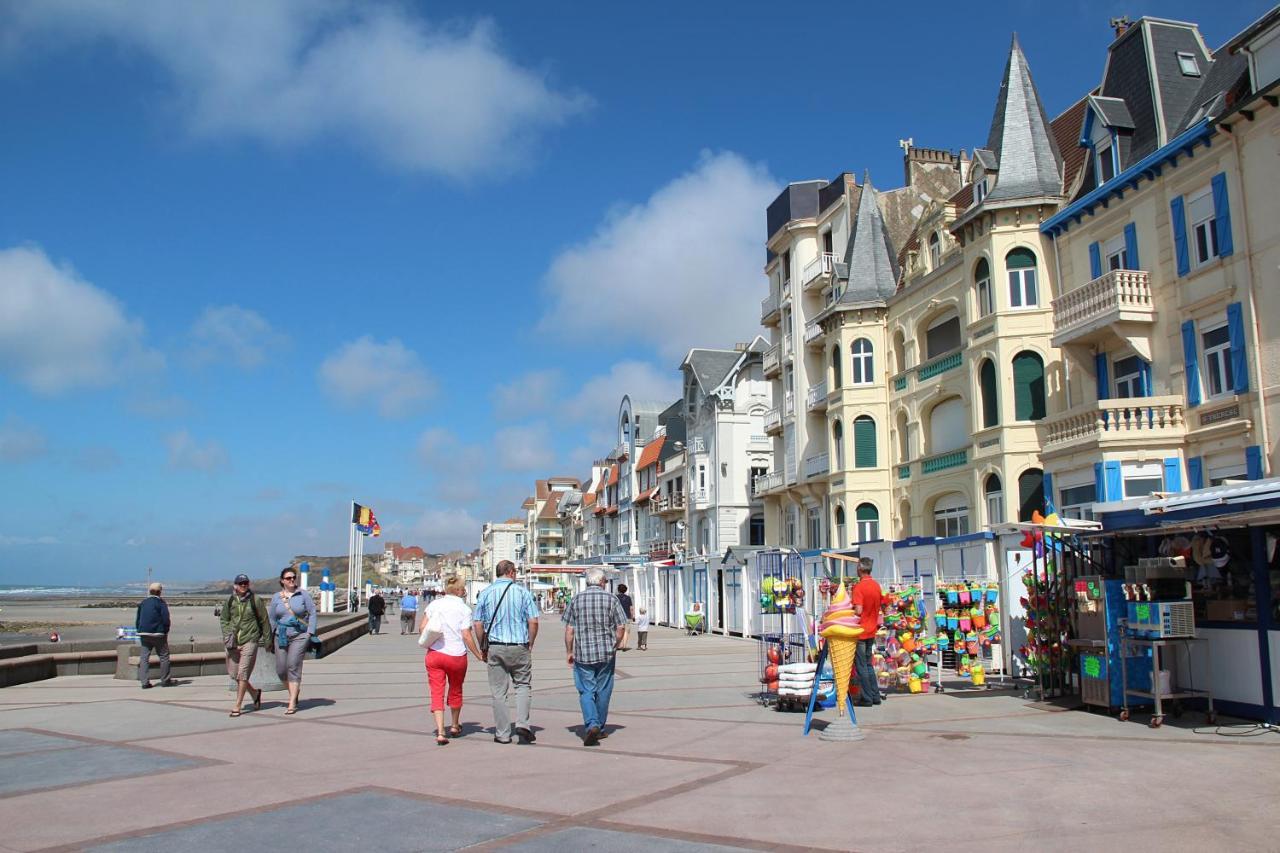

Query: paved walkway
1 625 1279 851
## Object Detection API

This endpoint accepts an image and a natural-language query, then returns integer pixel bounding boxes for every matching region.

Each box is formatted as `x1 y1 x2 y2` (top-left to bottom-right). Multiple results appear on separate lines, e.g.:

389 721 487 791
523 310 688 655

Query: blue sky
0 0 1264 584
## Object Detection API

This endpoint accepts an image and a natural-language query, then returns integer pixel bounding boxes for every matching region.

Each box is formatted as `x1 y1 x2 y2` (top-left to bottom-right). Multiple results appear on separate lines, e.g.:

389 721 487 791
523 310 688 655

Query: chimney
1110 16 1132 38
734 342 748 352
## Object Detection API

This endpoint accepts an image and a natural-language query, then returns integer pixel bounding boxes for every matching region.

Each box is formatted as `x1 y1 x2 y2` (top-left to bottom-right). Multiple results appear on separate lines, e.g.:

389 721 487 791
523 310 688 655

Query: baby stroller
684 606 705 635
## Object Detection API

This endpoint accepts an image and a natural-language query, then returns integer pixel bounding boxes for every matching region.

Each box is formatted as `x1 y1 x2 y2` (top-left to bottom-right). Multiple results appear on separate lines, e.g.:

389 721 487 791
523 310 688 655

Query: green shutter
854 417 876 468
1013 353 1046 421
855 504 878 521
980 360 998 427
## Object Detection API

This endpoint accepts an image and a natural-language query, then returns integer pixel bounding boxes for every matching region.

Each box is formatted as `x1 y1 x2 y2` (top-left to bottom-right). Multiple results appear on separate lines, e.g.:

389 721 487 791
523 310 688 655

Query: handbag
478 582 514 654
417 608 444 649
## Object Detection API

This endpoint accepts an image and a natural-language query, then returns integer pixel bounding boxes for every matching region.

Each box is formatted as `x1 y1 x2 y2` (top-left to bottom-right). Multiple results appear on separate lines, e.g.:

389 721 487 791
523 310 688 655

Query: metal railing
806 381 828 410
764 407 782 432
754 471 784 494
783 391 795 417
921 448 967 474
917 350 962 381
804 452 830 478
763 344 781 375
761 291 780 323
804 320 823 345
801 252 837 288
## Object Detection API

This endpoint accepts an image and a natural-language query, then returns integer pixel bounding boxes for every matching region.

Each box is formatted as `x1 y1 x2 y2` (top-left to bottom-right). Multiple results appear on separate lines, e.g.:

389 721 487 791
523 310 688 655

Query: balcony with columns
764 407 783 435
804 319 824 348
806 381 829 412
1040 395 1187 458
1051 269 1155 350
753 470 785 495
803 452 830 479
801 252 837 292
763 344 781 378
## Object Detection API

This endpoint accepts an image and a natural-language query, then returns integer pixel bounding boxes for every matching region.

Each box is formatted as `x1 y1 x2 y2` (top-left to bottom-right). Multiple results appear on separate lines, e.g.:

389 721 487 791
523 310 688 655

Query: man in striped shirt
563 568 627 746
473 560 540 744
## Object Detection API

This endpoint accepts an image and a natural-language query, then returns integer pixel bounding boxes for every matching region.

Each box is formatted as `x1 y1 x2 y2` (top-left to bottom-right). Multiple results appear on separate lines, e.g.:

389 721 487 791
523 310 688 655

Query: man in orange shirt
850 558 883 706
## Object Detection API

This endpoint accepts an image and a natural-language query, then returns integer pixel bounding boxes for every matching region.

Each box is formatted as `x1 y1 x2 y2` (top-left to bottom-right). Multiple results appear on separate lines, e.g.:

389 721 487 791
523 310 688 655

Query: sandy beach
0 596 234 646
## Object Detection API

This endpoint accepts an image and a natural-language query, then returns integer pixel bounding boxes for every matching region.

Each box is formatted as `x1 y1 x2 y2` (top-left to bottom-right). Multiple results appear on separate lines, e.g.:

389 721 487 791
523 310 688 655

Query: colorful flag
369 511 381 538
352 502 378 535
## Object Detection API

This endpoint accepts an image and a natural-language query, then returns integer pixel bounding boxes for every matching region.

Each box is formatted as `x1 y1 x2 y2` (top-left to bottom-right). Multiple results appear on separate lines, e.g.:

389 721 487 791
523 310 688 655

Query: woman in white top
419 575 481 745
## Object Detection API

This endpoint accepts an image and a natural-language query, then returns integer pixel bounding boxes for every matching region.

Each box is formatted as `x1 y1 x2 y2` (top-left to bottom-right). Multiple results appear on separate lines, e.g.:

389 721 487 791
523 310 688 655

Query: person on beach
563 568 627 746
269 567 317 714
135 582 174 689
636 607 650 651
400 589 418 634
851 558 883 707
221 573 271 716
368 590 386 635
473 560 539 745
615 583 634 651
420 575 482 745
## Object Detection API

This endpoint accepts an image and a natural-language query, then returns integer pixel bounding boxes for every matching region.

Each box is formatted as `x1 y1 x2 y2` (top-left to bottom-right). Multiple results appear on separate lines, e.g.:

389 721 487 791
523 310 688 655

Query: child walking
636 607 650 651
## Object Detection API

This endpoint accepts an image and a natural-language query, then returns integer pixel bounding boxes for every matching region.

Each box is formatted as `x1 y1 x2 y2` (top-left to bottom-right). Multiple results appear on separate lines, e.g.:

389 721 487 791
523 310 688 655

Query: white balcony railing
764 408 782 433
783 391 795 417
781 278 792 301
754 471 784 494
806 381 829 411
804 452 830 478
1043 396 1186 451
763 344 781 375
1051 269 1155 346
804 320 823 346
783 332 793 353
761 291 780 323
802 252 838 289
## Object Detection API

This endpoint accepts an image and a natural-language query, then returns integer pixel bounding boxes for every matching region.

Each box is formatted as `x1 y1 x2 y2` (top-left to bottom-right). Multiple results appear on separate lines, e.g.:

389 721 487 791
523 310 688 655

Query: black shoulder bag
480 582 515 655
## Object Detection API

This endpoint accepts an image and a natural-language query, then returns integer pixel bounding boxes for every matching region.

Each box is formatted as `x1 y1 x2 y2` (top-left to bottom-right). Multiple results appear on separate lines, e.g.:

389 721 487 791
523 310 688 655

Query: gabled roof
984 35 1063 202
972 148 998 170
683 349 742 395
838 174 899 305
1088 95 1135 130
636 435 666 470
537 499 561 520
582 493 597 508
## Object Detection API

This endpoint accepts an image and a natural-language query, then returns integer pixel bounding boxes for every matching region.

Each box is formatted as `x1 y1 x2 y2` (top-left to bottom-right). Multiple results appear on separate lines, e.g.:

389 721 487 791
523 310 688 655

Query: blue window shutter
1181 319 1201 407
1171 196 1190 276
1095 353 1109 401
1088 242 1102 279
1104 461 1122 501
1094 462 1105 500
1246 445 1263 480
1163 458 1182 492
1227 301 1249 393
1187 456 1204 490
1043 472 1055 513
1138 360 1152 397
1123 222 1140 270
1212 172 1234 258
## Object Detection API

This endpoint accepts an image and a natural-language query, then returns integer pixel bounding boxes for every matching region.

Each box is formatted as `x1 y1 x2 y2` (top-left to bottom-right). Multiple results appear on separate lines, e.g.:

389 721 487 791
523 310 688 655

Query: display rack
931 580 1004 691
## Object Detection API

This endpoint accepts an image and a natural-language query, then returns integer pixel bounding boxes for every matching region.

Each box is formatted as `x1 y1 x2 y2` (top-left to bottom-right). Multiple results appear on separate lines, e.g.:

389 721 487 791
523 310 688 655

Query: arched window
928 232 941 269
834 506 846 549
984 474 1004 525
896 410 910 463
975 258 993 317
856 503 880 542
1012 351 1047 421
899 499 912 538
851 338 874 385
928 397 967 455
1006 248 1039 308
893 329 907 374
832 420 844 470
831 345 843 389
1018 469 1045 522
980 359 999 428
854 416 876 468
933 493 970 538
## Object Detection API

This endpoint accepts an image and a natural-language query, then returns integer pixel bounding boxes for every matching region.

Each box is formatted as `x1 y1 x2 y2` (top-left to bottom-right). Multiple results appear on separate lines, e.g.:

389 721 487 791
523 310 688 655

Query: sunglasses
282 575 297 581
234 581 250 586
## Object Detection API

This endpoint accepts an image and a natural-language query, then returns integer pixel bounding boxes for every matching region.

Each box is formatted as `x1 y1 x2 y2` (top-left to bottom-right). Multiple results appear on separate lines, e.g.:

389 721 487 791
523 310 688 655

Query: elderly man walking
135 582 174 689
473 561 540 745
563 568 628 746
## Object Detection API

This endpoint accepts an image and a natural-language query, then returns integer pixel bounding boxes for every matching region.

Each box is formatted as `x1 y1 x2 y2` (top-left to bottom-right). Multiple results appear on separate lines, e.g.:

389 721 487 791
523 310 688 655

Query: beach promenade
1 626 1278 852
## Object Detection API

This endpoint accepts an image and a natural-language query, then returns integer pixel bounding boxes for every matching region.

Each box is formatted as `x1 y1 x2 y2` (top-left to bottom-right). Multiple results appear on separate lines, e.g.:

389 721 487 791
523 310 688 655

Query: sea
0 583 208 598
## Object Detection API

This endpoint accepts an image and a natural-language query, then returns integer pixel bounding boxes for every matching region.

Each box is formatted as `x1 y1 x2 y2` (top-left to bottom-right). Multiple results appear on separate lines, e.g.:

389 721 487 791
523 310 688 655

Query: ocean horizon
0 582 210 598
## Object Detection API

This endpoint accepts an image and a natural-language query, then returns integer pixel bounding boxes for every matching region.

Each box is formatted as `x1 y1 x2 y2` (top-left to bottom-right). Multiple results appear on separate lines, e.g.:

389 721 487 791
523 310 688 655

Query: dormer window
928 232 941 270
1176 52 1201 77
974 178 988 205
1096 138 1117 184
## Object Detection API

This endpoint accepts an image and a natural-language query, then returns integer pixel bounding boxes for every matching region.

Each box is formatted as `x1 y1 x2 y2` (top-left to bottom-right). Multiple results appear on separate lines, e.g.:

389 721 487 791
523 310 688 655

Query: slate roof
1089 95 1135 129
684 349 742 395
837 174 899 305
984 35 1063 202
1171 43 1249 134
973 148 998 170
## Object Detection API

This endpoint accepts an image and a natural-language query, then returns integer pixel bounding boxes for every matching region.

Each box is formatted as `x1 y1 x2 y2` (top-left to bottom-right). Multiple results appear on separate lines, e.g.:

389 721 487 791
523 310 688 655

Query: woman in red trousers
420 576 481 745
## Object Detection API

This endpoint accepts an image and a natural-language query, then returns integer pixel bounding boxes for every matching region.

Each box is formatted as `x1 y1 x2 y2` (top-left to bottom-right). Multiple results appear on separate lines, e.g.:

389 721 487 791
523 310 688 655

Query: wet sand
0 597 230 646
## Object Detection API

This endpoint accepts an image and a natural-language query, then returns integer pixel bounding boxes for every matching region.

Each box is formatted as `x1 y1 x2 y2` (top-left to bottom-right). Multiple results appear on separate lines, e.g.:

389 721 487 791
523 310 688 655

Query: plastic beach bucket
971 665 985 686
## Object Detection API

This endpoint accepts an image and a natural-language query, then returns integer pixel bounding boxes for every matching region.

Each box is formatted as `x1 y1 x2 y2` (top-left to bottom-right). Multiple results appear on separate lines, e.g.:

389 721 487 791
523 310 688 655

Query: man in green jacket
221 573 272 717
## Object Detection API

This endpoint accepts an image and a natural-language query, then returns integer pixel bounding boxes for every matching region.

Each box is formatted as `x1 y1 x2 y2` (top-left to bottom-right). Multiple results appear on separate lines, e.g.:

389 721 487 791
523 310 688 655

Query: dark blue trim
1100 495 1280 531
1088 241 1102 279
1212 172 1234 258
1182 319 1201 406
1095 353 1109 401
1123 222 1140 270
1187 456 1204 490
1246 445 1263 480
1228 301 1249 394
1042 119 1214 236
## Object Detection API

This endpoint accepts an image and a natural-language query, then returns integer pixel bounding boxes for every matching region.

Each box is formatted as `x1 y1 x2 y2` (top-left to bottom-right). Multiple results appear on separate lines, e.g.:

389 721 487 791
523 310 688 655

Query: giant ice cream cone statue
817 581 864 716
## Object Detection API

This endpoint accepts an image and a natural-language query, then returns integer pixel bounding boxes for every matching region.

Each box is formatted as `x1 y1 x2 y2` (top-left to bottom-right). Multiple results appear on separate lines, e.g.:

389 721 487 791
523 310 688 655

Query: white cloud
565 360 680 424
407 506 483 552
539 151 779 360
188 305 285 368
165 429 228 471
0 417 49 462
318 336 436 418
491 369 560 420
0 245 161 394
494 423 556 472
4 2 588 178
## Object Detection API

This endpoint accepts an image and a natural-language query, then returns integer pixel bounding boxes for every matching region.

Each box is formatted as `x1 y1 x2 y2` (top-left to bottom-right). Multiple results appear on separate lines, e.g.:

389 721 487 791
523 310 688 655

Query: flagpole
348 501 356 613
